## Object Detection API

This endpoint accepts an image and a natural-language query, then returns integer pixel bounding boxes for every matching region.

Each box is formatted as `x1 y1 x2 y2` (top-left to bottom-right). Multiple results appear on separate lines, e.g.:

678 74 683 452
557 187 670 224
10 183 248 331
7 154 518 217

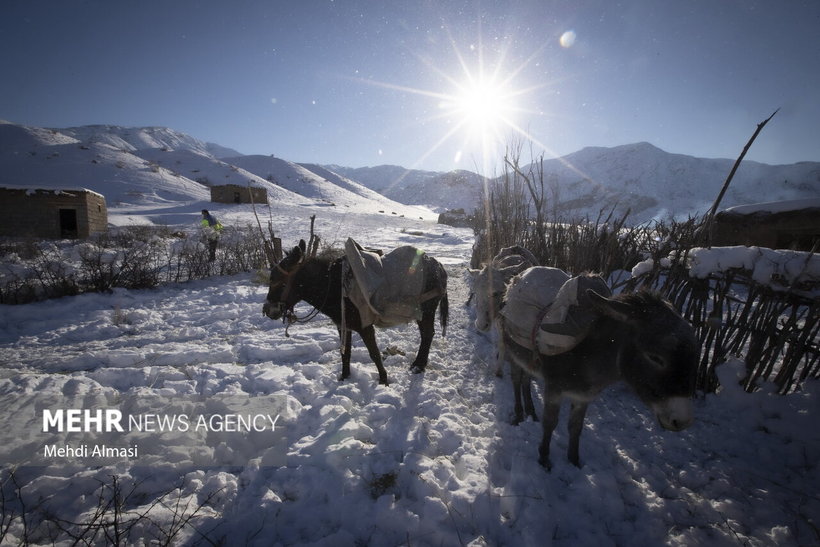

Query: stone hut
210 184 268 205
713 199 820 251
437 208 472 228
0 187 108 239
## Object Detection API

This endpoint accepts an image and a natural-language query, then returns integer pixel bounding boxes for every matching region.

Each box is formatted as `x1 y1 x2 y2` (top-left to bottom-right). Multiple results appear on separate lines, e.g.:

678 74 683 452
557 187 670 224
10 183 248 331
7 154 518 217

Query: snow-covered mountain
57 124 242 159
0 120 211 205
326 165 489 213
224 156 417 211
534 142 820 223
0 121 433 224
2 120 817 227
331 142 820 223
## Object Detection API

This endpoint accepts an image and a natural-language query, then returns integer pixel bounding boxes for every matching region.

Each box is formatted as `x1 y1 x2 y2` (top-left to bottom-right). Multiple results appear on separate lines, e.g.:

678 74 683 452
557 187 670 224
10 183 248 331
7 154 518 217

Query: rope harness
271 258 325 337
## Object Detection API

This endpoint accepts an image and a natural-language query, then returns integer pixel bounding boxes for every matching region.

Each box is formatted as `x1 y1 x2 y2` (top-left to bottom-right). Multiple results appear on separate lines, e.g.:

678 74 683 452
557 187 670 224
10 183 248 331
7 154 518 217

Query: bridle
267 258 304 330
267 255 332 336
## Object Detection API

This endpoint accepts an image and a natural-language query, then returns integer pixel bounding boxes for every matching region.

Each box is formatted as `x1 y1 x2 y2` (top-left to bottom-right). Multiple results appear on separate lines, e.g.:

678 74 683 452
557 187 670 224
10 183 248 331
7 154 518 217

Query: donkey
471 246 540 423
472 245 539 335
501 289 698 469
263 240 449 385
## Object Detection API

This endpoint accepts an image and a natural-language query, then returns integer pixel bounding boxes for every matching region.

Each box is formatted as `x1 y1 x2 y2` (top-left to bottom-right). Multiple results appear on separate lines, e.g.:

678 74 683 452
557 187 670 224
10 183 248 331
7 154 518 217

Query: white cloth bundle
501 267 611 355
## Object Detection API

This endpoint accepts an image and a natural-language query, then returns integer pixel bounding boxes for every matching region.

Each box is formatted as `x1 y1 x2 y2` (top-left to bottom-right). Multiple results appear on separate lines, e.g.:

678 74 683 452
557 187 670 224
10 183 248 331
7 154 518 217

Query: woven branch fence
625 256 819 394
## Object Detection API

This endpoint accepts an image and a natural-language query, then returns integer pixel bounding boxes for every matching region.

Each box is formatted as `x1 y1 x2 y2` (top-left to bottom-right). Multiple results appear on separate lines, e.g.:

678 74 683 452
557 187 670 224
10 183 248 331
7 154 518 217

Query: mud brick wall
0 187 107 239
210 184 268 204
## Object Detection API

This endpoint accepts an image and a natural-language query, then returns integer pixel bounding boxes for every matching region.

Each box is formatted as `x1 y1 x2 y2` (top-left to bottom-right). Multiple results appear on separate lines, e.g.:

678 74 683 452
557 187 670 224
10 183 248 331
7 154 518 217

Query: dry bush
0 225 269 304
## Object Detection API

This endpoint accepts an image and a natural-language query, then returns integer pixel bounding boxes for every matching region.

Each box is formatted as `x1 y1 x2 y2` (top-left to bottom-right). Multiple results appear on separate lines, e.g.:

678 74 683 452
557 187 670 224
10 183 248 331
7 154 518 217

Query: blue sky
2 0 819 173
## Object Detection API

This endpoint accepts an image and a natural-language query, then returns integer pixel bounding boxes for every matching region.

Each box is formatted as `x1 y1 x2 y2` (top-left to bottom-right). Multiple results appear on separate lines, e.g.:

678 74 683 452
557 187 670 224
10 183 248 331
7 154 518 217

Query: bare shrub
1 469 221 546
0 224 269 304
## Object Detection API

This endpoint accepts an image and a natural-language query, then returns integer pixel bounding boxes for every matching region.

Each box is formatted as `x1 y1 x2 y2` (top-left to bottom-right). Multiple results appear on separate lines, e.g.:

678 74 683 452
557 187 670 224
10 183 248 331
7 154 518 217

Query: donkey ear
290 242 304 259
586 289 633 322
298 239 307 253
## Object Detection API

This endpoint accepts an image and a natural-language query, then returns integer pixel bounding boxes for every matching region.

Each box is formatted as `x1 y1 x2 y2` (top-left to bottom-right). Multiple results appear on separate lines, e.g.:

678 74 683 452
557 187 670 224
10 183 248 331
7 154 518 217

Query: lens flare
560 30 577 48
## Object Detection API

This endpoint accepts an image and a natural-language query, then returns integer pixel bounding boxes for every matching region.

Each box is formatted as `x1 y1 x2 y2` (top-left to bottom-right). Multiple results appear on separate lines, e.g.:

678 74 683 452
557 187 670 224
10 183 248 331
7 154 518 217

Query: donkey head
588 290 698 432
263 239 307 320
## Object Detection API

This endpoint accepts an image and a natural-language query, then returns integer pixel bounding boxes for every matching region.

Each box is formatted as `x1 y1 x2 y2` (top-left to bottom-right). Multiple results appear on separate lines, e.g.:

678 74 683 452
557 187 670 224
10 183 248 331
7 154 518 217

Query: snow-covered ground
1 197 818 546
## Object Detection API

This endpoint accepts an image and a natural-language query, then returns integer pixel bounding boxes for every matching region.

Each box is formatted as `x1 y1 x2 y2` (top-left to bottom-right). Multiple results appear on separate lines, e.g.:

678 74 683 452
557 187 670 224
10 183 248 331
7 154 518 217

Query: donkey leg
360 326 389 385
566 401 589 468
510 366 538 424
494 325 505 378
510 365 525 425
521 373 539 422
339 328 353 382
410 313 435 374
538 393 561 470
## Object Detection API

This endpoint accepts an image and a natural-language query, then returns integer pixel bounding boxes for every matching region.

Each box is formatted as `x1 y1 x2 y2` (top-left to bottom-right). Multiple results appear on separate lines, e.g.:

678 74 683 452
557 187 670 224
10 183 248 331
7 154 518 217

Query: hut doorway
59 208 78 238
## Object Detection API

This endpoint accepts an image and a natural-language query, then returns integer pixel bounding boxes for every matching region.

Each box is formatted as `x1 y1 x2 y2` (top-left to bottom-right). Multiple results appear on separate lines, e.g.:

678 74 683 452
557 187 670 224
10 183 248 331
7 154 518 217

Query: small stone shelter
210 184 268 205
713 199 820 251
0 187 108 239
437 208 472 228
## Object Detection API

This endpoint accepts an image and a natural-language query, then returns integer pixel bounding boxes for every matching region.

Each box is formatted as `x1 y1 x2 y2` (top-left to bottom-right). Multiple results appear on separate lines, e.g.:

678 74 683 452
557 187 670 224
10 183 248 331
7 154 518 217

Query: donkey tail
439 292 449 337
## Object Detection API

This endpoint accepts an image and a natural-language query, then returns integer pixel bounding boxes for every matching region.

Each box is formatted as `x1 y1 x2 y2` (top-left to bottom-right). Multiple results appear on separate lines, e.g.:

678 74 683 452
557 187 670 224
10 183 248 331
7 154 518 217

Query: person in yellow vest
200 209 223 261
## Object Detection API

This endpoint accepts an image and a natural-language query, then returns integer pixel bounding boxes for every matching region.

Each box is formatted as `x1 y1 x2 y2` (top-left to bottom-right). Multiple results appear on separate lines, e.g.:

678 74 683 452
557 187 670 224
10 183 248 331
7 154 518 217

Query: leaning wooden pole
307 215 320 257
248 181 279 267
704 108 780 246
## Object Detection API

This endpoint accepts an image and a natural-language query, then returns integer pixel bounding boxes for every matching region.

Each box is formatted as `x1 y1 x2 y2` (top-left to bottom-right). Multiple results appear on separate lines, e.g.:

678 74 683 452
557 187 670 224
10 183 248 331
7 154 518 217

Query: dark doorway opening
59 209 78 238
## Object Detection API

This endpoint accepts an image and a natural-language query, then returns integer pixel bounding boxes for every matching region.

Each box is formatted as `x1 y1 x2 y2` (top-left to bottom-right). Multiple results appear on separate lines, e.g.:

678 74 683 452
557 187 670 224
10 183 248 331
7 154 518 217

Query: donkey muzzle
474 314 492 333
263 300 284 320
652 397 694 432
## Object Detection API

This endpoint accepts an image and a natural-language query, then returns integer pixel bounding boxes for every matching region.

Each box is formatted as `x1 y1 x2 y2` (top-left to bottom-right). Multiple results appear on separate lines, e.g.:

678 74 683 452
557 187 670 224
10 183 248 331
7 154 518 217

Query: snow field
1 206 818 545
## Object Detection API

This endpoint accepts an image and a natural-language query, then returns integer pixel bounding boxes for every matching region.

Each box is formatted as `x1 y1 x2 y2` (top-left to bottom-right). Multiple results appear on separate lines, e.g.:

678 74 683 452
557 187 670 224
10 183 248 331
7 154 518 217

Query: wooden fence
624 254 819 394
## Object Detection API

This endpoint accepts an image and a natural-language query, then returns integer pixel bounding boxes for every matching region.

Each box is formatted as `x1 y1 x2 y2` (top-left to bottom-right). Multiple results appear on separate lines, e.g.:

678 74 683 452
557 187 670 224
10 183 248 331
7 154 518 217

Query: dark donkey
502 289 699 469
263 240 449 384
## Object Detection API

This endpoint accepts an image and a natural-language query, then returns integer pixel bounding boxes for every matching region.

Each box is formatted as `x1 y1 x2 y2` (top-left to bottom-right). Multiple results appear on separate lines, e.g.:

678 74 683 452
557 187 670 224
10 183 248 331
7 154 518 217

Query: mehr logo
43 409 125 432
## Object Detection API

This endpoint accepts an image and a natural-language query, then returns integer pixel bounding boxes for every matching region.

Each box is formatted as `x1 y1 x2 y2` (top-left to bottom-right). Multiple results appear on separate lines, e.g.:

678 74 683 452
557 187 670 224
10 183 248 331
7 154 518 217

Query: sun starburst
445 77 513 131
349 25 557 176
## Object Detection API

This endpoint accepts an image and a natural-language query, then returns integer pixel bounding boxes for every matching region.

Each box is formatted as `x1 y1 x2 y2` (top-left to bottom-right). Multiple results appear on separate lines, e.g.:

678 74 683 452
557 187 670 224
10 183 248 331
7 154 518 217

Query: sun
349 29 551 174
447 77 514 132
432 69 527 171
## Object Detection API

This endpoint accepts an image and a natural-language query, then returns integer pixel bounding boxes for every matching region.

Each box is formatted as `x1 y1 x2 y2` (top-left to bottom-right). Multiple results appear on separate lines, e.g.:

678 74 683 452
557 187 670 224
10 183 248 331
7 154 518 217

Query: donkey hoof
538 456 552 471
338 374 350 382
409 364 426 374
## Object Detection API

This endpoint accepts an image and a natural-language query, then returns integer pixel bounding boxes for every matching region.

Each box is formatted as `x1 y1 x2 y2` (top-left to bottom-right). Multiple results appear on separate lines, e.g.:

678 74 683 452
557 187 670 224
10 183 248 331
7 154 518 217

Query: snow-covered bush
0 225 268 304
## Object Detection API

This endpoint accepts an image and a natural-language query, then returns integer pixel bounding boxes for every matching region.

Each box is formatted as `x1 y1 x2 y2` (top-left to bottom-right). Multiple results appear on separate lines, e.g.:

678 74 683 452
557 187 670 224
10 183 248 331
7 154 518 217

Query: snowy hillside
325 164 490 213
226 155 430 215
58 124 224 157
539 142 820 223
0 121 212 206
331 143 820 222
325 164 440 194
3 121 816 225
0 122 435 225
